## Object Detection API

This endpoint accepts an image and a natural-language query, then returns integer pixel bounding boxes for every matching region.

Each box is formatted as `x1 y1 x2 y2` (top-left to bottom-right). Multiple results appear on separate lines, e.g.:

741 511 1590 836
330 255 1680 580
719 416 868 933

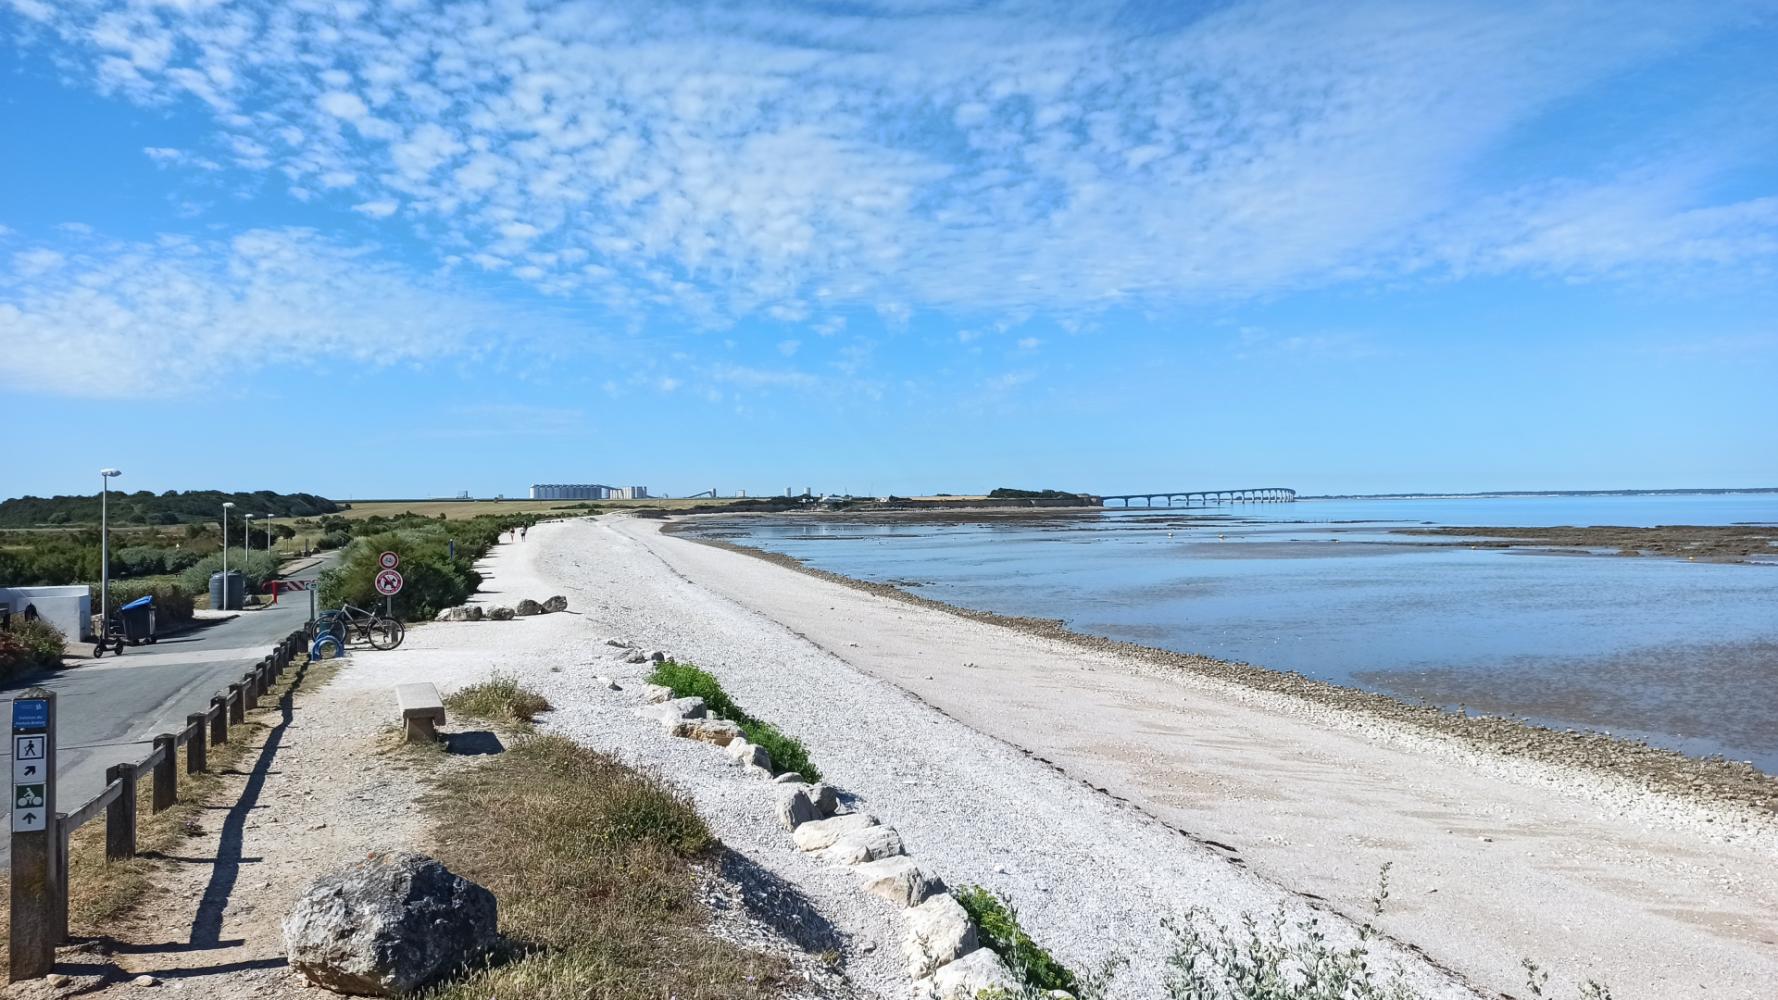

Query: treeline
0 489 338 527
987 487 1089 499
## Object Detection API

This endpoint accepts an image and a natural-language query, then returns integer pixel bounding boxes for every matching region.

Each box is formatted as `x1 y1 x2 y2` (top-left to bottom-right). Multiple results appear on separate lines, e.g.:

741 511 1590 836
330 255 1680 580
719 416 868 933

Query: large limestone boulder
921 947 1018 999
672 718 743 746
791 813 879 852
640 684 674 704
633 697 706 727
824 825 904 865
542 595 568 613
488 607 515 621
513 599 544 616
903 894 978 978
282 852 497 996
805 782 840 816
856 856 944 907
775 788 820 830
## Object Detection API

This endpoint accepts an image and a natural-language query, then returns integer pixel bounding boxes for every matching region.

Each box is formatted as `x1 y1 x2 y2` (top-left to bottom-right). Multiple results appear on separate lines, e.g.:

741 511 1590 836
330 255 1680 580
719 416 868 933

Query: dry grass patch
422 733 785 1000
445 672 552 724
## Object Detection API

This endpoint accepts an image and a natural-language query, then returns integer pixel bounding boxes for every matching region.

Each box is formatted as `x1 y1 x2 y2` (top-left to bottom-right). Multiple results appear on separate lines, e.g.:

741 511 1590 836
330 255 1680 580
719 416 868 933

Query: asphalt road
2 556 335 861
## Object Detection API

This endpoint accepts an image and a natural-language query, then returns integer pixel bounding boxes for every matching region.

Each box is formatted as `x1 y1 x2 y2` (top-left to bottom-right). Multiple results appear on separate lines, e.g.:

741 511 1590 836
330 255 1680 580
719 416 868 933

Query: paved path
2 557 334 861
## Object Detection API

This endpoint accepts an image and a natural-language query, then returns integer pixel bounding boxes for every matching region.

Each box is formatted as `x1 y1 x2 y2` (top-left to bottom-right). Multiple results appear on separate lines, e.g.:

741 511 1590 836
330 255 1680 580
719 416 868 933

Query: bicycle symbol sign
374 569 404 596
379 551 400 570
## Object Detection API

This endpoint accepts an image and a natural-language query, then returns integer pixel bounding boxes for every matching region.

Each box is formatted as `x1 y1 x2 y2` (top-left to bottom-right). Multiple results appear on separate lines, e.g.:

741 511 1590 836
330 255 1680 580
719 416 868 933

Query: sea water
684 494 1778 771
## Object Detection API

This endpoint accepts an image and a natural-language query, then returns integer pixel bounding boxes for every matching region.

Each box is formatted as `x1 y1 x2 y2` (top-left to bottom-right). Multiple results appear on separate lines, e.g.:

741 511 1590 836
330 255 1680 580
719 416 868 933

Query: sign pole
9 687 59 980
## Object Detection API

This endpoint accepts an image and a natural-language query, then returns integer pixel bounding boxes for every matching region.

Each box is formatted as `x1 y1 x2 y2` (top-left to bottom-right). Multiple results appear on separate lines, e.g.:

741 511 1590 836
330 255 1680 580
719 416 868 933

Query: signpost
374 554 403 620
9 688 58 979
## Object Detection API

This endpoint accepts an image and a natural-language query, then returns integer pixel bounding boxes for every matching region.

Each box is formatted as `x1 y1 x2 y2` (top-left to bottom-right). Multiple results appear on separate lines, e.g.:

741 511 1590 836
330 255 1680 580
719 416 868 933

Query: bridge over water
1099 487 1296 508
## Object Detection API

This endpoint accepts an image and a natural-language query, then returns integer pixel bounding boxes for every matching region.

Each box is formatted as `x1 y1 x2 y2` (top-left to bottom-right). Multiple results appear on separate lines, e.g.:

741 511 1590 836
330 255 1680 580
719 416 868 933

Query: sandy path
608 516 1778 999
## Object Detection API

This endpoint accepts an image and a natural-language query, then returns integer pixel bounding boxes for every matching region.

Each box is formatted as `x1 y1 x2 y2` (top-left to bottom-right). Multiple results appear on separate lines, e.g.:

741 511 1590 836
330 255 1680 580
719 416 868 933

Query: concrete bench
395 683 446 743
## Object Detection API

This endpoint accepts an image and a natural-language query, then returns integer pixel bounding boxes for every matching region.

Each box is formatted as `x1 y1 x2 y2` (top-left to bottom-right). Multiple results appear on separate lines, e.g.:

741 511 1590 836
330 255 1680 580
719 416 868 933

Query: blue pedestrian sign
12 698 48 732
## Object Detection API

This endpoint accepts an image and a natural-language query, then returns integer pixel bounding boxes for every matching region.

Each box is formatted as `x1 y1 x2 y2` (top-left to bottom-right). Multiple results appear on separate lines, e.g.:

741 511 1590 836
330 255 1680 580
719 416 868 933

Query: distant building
529 484 650 500
530 484 611 500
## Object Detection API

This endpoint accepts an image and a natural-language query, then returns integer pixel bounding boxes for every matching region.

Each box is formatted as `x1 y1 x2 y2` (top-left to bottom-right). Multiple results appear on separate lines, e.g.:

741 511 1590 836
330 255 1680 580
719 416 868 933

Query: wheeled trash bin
117 594 158 646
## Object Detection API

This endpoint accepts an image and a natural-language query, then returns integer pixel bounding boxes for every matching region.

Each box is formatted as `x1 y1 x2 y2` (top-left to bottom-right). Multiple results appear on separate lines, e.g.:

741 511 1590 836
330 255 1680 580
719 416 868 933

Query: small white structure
0 586 91 641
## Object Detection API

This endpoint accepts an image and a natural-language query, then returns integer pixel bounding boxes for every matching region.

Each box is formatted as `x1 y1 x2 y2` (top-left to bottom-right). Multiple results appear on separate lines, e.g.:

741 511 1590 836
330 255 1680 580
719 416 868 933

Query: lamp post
221 502 235 609
99 469 122 626
244 514 256 556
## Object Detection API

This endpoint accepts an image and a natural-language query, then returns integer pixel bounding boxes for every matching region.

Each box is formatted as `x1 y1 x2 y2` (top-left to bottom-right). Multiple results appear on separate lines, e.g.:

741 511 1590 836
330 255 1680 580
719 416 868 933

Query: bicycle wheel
367 617 405 650
315 613 347 642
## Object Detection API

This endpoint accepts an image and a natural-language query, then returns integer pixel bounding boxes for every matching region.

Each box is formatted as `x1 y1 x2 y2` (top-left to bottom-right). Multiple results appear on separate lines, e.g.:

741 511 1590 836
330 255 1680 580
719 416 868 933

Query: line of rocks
611 645 1054 1000
435 594 569 622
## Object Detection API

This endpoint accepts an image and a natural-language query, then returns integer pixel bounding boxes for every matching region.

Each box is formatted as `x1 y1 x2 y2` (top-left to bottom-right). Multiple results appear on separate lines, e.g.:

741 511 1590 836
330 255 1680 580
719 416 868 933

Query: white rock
903 894 979 978
773 771 806 784
133 974 159 987
623 648 649 663
724 736 755 760
631 697 705 727
806 782 840 816
604 638 629 647
924 947 1018 999
791 813 880 852
592 675 620 690
726 739 771 771
672 718 743 746
823 825 905 865
640 684 673 704
776 788 821 830
856 855 944 907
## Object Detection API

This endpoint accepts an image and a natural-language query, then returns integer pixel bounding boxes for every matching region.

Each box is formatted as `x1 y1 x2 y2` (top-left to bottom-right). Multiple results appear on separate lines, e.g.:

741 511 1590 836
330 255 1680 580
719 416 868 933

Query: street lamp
244 514 256 556
221 502 235 608
99 468 122 627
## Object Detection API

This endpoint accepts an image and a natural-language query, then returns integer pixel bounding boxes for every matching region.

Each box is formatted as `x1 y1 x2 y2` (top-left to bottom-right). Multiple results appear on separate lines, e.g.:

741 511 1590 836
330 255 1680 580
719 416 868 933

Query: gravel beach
372 517 1775 999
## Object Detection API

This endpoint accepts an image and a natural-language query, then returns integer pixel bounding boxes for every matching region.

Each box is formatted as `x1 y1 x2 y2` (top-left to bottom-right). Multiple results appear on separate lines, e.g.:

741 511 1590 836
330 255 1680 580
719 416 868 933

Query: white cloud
353 200 399 218
11 0 1777 328
0 228 568 398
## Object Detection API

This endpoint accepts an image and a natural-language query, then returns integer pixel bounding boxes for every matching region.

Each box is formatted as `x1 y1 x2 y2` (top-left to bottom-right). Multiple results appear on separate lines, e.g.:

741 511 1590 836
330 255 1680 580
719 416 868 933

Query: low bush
0 618 66 679
423 733 783 1000
97 581 196 623
177 550 281 596
445 672 553 723
316 513 535 621
646 660 820 781
956 885 1080 994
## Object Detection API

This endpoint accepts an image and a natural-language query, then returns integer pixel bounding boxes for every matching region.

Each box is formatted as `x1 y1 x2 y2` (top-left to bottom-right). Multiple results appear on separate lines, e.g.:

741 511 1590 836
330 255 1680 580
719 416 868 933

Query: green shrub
97 581 196 623
955 886 1079 994
645 660 820 781
177 550 281 595
315 513 532 621
0 618 66 678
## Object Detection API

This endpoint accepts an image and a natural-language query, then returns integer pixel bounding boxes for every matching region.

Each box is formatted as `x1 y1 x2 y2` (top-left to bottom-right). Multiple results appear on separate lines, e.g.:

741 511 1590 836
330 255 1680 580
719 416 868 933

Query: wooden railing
10 629 311 975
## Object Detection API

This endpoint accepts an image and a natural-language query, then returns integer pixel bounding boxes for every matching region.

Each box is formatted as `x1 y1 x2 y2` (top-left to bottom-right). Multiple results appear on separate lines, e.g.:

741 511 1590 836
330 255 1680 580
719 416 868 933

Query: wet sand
1402 524 1778 562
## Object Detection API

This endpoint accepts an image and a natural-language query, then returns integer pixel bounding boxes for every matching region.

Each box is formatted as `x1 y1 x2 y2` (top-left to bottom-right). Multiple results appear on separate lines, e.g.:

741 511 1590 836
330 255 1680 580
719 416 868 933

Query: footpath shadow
186 656 317 949
716 849 846 955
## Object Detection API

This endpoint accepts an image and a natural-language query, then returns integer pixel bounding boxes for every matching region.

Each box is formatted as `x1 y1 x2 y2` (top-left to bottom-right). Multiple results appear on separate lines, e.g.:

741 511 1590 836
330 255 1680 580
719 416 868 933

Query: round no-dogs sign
374 569 404 596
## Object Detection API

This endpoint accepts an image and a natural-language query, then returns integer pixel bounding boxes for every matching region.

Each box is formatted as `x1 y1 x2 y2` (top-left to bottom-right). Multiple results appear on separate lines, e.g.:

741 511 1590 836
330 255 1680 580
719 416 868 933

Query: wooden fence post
186 714 208 773
210 697 229 744
8 688 59 981
227 684 244 724
151 734 177 812
243 670 259 709
105 763 137 861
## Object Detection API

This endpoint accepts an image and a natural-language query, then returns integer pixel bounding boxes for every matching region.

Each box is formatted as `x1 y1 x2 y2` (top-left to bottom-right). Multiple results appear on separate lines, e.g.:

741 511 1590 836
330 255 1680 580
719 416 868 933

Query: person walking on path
520 525 528 541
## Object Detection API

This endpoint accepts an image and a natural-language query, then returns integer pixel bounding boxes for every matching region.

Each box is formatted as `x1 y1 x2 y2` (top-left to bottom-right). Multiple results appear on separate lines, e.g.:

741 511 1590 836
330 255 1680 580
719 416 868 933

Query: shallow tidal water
684 494 1778 771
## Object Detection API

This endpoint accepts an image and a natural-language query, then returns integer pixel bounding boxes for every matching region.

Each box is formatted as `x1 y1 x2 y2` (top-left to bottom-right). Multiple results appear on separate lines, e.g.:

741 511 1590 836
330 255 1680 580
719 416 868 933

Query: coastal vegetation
316 512 537 621
423 732 784 1000
0 618 66 679
645 660 821 781
445 672 553 724
954 885 1083 994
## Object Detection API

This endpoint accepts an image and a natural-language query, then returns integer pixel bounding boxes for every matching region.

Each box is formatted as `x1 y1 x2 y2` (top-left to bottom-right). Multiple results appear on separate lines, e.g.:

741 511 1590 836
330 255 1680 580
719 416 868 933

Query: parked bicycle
311 602 405 650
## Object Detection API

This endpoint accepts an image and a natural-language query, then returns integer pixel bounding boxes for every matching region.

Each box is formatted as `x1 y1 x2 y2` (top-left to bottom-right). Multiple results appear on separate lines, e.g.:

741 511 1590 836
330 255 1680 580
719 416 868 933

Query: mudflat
629 516 1778 999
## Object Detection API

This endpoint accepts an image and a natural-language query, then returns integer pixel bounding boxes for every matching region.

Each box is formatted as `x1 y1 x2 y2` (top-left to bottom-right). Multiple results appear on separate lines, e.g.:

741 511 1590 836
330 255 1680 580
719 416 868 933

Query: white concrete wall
0 586 92 641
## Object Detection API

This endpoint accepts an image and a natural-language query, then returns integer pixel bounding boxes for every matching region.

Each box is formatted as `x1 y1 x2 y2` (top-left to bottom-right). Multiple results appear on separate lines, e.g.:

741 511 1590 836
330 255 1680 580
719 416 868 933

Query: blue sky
2 0 1775 500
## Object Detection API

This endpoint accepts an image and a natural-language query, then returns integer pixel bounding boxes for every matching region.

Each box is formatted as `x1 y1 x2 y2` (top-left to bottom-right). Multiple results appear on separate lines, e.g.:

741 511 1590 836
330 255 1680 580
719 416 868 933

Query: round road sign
374 568 404 596
379 551 400 570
